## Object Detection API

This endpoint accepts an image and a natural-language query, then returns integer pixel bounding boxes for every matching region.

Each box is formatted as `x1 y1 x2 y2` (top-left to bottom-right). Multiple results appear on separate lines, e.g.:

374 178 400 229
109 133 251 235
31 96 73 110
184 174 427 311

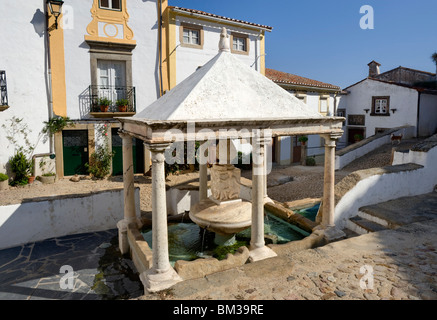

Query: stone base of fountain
189 198 252 245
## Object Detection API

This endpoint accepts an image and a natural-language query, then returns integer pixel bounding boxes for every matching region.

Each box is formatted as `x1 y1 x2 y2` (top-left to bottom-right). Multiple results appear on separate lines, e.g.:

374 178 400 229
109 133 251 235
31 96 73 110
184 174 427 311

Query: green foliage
0 173 8 182
354 134 364 141
212 241 247 260
431 52 437 64
1 116 35 157
10 151 33 186
305 156 316 166
42 116 74 136
86 123 114 179
116 98 129 107
164 141 201 177
98 97 112 106
86 147 115 179
298 136 308 143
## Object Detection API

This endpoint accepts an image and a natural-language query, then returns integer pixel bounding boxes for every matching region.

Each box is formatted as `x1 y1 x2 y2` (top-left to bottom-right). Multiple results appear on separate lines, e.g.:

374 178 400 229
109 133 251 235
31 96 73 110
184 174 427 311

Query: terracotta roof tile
266 68 340 90
170 6 273 31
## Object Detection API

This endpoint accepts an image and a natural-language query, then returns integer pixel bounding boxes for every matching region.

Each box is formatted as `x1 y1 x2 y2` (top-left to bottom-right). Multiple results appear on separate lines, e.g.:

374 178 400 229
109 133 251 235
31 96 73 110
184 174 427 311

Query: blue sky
170 0 437 89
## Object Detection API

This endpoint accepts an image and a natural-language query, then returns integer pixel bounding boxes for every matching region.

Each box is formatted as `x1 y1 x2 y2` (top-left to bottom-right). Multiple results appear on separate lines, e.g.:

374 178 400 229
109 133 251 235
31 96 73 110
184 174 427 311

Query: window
233 37 246 52
231 33 249 55
319 97 329 115
0 70 8 107
99 0 121 11
371 96 390 116
183 28 200 45
180 23 203 49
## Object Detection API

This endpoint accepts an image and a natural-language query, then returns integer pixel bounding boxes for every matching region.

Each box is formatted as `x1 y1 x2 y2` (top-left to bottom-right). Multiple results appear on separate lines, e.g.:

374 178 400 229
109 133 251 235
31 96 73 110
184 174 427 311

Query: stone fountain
190 143 252 246
116 27 345 294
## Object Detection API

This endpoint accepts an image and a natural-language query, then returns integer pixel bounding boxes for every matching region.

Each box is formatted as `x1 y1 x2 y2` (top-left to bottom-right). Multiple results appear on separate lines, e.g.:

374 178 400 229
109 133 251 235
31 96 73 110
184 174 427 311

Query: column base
249 245 277 263
322 226 346 243
140 267 183 294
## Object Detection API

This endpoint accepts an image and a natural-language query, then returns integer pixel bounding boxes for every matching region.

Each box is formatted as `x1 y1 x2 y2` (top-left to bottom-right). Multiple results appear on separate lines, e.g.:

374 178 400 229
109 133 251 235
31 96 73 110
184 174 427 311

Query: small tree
432 52 437 76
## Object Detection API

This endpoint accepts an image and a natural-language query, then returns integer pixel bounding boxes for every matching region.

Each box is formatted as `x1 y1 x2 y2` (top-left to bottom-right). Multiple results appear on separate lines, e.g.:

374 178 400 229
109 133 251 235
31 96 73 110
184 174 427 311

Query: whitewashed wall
64 0 160 120
0 0 50 172
175 16 262 85
0 188 140 250
418 93 437 137
338 79 419 138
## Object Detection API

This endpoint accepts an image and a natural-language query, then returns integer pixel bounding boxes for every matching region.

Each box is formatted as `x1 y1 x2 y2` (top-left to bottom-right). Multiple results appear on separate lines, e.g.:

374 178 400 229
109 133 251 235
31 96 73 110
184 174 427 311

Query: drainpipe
45 3 55 154
157 0 164 97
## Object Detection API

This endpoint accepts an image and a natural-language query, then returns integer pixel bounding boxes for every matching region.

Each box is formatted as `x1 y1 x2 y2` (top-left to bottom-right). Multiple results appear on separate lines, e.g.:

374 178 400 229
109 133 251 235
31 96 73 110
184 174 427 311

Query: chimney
368 60 381 77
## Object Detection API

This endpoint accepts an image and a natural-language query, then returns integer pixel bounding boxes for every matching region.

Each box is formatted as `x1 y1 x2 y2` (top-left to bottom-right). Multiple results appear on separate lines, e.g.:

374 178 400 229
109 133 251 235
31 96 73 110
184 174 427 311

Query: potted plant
354 134 364 142
98 97 112 112
38 156 56 184
9 151 33 186
0 173 9 190
298 136 308 146
116 98 129 112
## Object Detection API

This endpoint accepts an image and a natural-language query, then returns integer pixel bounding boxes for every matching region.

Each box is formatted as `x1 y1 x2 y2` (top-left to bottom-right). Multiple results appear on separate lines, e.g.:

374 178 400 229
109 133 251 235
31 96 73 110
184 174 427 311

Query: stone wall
0 188 140 250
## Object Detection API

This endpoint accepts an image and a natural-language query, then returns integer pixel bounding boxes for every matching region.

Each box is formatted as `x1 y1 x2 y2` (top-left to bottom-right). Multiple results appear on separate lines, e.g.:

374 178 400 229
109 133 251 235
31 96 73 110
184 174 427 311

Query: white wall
418 93 437 137
175 16 262 85
64 0 160 120
0 188 140 250
0 0 51 172
338 79 419 138
334 139 437 229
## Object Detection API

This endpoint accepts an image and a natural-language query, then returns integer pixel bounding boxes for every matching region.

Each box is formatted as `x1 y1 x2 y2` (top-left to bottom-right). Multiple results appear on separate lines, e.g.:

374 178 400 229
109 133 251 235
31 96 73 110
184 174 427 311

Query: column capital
320 131 343 142
146 142 171 153
118 131 132 140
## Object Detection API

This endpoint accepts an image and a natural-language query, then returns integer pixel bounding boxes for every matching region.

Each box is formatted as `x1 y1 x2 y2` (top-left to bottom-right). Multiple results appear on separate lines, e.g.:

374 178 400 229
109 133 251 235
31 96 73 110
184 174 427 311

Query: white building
0 0 271 179
338 61 437 144
265 68 342 164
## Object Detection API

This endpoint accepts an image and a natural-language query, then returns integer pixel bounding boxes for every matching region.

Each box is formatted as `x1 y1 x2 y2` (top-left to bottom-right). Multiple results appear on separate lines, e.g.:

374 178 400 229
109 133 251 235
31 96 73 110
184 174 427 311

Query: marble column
249 133 277 262
141 143 182 293
321 133 341 228
117 132 138 255
198 141 208 201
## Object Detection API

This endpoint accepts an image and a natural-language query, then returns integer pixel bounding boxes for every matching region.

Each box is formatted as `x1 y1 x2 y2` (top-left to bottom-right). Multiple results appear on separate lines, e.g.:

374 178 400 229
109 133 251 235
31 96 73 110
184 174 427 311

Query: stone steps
346 215 389 235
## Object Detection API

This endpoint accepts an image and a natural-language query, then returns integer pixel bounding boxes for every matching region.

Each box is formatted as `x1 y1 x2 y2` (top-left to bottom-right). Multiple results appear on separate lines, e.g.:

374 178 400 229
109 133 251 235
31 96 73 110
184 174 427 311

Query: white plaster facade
0 0 50 172
338 63 437 144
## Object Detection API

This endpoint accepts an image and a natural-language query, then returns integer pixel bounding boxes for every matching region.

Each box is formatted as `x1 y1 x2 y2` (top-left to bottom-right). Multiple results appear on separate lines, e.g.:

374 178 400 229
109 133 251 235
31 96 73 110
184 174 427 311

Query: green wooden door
112 129 144 176
63 130 89 176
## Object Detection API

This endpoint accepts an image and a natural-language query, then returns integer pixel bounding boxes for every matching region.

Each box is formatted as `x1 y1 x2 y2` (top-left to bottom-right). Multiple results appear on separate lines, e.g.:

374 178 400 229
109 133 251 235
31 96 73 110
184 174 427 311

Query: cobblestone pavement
1 197 436 301
141 217 437 301
0 230 143 300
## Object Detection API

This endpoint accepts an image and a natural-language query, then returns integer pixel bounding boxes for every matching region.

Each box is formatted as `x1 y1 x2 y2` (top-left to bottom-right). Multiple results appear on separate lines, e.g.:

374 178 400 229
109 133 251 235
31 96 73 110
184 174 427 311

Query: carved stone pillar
321 133 342 228
249 132 277 262
117 132 138 255
141 143 182 293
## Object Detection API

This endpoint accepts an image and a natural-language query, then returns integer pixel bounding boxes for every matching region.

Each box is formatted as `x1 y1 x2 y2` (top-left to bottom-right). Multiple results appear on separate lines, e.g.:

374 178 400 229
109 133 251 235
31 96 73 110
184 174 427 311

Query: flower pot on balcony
100 105 109 112
118 105 128 112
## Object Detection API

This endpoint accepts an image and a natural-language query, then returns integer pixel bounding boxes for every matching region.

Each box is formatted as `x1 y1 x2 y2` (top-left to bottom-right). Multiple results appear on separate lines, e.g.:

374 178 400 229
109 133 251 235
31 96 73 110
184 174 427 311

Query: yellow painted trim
48 10 67 117
162 6 177 91
259 31 266 76
85 0 136 45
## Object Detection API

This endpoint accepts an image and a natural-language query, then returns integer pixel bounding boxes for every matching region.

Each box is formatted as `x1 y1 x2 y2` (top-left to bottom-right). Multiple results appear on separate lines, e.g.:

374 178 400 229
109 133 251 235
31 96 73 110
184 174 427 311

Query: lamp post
47 0 64 30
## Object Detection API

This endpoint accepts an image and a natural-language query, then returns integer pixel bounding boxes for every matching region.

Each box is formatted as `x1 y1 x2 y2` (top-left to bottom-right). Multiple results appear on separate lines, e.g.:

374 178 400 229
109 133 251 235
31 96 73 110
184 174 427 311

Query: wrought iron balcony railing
1 71 8 106
89 85 136 114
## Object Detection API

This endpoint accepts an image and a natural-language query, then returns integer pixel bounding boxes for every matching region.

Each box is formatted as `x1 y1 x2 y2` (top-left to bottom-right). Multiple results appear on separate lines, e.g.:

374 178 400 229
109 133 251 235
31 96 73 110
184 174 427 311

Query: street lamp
47 0 64 30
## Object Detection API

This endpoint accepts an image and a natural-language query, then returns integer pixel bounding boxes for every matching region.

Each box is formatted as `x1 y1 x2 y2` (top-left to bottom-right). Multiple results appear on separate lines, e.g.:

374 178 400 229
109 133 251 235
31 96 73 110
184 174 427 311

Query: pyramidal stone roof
134 29 323 122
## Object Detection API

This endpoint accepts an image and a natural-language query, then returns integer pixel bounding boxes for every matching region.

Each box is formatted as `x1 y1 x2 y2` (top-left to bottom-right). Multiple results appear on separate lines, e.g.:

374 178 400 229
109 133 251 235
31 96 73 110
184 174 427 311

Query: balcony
88 85 136 118
0 70 9 112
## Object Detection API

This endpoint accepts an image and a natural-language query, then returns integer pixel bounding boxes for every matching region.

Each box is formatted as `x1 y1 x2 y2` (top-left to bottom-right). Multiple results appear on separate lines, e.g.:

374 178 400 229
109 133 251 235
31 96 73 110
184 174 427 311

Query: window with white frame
99 0 121 11
183 28 200 45
319 98 328 115
371 96 390 116
233 36 246 52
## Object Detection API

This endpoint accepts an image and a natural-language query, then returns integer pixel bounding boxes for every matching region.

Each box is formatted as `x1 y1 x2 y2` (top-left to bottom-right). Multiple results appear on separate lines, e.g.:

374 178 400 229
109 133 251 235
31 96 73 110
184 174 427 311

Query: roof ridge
265 68 340 90
169 6 273 31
